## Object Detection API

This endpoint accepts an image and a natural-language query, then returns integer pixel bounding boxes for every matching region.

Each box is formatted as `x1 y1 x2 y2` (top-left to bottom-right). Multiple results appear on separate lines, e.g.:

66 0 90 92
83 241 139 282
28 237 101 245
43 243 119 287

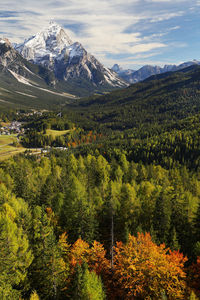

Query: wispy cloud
150 11 184 22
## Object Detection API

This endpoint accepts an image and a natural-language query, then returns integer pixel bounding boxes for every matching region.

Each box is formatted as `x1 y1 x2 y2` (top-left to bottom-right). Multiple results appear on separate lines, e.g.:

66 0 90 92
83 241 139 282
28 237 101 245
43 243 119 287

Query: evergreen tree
70 264 105 300
168 226 180 251
153 188 171 244
29 206 67 299
63 174 98 243
0 202 33 298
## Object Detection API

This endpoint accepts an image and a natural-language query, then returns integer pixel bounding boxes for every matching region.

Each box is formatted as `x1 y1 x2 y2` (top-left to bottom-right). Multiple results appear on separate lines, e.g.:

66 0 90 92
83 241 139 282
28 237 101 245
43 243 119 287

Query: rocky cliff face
0 38 59 89
0 38 20 69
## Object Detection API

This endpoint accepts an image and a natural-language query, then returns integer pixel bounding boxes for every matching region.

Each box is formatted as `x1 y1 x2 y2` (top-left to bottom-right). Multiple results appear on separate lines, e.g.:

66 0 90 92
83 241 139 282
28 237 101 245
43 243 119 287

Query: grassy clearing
45 129 70 138
0 145 26 160
0 121 11 127
0 134 18 146
0 134 25 160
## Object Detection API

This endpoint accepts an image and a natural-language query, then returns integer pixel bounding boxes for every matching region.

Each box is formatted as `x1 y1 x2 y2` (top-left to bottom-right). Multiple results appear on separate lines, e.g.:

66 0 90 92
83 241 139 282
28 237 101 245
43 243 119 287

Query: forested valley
1 66 200 299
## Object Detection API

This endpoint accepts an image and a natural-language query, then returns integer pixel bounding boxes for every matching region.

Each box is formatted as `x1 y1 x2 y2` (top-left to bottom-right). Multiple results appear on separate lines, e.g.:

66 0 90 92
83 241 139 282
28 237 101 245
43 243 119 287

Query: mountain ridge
72 64 200 130
112 60 200 83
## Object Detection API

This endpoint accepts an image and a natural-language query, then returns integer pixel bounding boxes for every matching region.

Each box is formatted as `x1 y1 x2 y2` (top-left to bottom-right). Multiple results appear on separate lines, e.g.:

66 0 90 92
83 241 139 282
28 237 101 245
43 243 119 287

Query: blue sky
0 0 200 69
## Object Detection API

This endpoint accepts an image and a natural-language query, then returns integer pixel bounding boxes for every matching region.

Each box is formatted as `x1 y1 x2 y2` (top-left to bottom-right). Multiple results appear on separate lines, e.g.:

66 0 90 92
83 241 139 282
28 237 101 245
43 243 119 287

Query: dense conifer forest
1 66 200 299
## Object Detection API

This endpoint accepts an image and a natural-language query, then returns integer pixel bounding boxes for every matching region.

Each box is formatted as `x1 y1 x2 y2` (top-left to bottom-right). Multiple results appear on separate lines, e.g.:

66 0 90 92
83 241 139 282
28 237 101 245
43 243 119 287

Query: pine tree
29 206 67 299
115 183 137 243
153 189 171 244
169 226 180 251
63 174 98 242
189 291 199 300
0 202 33 298
70 264 105 300
81 268 105 300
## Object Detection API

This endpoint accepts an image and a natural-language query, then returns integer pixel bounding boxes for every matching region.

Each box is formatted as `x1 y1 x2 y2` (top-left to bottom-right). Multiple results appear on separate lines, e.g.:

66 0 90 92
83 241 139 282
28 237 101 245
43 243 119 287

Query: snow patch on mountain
36 86 76 98
9 69 34 86
16 91 37 98
9 68 77 98
104 68 126 87
69 42 85 62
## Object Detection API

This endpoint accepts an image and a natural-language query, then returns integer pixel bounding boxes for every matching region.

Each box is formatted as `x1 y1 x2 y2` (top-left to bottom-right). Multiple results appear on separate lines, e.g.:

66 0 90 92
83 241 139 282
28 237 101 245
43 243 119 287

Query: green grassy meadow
0 134 25 160
44 129 70 138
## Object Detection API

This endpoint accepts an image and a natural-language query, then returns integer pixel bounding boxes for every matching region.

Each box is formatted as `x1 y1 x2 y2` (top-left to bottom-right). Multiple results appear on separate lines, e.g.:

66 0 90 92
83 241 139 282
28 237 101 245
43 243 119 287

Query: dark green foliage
153 189 172 244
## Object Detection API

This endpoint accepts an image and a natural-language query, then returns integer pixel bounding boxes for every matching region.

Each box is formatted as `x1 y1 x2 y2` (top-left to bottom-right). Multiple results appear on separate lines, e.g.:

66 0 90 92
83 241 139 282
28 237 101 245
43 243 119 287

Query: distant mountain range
111 60 200 83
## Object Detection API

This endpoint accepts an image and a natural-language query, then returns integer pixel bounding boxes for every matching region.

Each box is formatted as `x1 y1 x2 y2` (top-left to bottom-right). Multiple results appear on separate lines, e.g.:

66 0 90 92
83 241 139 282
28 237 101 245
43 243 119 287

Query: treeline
0 153 200 298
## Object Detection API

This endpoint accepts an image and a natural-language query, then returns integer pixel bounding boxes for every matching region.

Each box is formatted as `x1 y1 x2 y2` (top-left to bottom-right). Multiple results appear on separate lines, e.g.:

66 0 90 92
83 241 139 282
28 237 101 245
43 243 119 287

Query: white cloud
169 26 181 30
150 11 184 22
129 42 167 54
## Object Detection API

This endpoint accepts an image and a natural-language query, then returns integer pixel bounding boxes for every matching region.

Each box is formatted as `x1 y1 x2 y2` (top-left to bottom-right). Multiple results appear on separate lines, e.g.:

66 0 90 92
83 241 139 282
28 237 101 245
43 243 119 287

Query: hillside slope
71 65 200 129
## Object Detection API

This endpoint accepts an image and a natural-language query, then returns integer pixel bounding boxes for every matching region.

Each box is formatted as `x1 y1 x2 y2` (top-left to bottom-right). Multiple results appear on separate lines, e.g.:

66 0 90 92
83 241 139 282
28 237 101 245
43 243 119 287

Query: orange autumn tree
70 238 110 275
113 232 187 300
69 238 111 297
88 240 110 275
70 238 90 267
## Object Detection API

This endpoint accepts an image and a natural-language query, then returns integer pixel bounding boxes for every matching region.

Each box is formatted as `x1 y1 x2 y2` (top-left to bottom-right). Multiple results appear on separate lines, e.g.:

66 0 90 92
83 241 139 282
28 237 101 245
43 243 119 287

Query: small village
0 121 24 136
0 118 68 160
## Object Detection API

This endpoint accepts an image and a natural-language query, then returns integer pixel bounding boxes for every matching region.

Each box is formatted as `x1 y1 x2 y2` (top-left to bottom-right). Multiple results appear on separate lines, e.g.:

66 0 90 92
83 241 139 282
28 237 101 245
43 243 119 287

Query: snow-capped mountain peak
15 22 128 90
41 20 73 46
15 21 73 63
